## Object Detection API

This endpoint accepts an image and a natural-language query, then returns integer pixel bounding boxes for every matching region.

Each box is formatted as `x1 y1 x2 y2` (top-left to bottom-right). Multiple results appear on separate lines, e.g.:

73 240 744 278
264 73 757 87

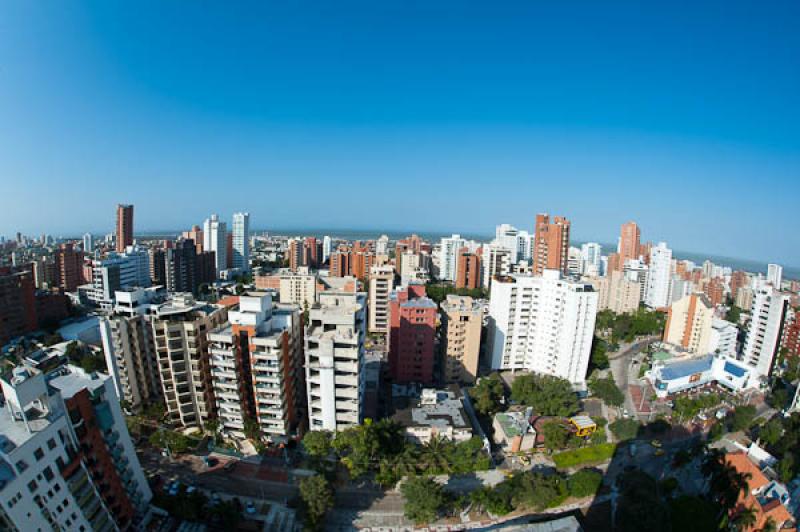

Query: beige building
368 265 394 335
589 270 640 314
152 293 227 428
279 267 317 308
440 295 482 383
664 293 715 354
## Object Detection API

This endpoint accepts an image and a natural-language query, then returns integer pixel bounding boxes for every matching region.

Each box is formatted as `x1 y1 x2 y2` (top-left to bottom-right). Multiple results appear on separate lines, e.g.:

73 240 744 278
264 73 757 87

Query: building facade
388 284 437 384
644 241 673 309
368 265 394 335
203 214 227 276
533 214 570 275
440 295 482 384
115 204 134 252
231 212 250 272
488 271 597 386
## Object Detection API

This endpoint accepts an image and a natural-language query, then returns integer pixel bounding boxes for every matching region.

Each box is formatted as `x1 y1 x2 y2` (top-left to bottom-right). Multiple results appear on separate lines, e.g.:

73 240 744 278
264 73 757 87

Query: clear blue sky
1 1 799 265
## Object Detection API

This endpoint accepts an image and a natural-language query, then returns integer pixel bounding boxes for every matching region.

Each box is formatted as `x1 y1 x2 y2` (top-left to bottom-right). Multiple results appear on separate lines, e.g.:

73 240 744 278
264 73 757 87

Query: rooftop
392 386 470 430
659 354 714 381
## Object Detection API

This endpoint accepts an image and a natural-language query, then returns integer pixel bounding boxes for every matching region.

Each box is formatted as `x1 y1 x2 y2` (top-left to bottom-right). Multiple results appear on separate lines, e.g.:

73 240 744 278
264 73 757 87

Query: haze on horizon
1 2 799 266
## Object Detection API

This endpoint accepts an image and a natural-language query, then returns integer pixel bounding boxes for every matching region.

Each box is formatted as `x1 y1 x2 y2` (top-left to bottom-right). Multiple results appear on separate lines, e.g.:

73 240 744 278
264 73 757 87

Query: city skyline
2 2 799 265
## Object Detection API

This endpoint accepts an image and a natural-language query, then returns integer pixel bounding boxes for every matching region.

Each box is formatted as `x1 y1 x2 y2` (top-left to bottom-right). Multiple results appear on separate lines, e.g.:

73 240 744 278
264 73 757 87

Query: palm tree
729 505 757 532
419 435 453 474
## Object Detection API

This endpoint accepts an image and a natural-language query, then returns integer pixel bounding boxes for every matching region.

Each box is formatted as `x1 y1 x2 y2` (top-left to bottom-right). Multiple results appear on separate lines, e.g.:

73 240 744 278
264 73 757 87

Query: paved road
608 336 658 418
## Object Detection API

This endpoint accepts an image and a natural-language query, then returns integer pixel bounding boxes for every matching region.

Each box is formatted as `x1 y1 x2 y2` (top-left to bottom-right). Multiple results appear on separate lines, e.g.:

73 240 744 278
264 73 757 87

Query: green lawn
552 444 617 469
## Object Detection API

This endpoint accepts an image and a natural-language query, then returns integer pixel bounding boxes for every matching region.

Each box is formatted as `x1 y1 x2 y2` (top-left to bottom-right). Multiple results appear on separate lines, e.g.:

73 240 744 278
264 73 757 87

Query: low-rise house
392 386 474 444
493 408 536 453
647 354 752 398
725 452 796 531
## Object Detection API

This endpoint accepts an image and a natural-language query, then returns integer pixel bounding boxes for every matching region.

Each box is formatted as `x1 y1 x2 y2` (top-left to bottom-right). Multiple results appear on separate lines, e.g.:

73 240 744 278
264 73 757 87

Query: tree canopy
469 374 506 416
511 373 578 416
588 376 624 407
401 476 446 524
300 475 334 531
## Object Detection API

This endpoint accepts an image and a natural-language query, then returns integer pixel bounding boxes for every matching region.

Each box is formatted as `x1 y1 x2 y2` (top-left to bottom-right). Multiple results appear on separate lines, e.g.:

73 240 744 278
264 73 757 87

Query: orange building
455 248 480 290
619 221 641 263
115 203 134 252
533 214 570 275
724 453 795 531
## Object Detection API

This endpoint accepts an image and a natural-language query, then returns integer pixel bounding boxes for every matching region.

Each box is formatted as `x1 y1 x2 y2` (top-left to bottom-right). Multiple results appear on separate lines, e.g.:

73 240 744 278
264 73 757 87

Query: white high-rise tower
203 213 227 276
232 212 250 272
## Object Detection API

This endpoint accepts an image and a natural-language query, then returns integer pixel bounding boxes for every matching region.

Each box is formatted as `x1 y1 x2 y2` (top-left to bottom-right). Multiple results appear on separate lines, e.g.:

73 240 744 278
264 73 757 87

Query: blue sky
1 1 799 265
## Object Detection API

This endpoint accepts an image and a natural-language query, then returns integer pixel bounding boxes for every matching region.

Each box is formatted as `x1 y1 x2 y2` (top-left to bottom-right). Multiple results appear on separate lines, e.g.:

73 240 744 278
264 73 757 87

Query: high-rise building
209 293 304 441
232 212 250 272
322 235 332 264
482 243 513 289
618 221 641 264
328 249 350 277
580 242 602 276
533 214 570 275
55 242 83 292
0 269 37 346
153 294 227 428
439 234 467 282
767 263 783 288
740 285 790 382
663 293 715 354
149 248 166 286
487 271 597 386
0 364 152 531
116 203 134 252
164 239 200 294
589 269 640 314
100 287 164 411
781 308 800 360
368 265 394 335
305 291 366 431
303 236 320 268
288 238 304 272
277 267 317 308
82 232 93 253
375 235 390 256
440 295 482 384
455 248 481 290
182 225 204 253
203 214 227 276
495 224 532 263
644 242 673 309
389 284 437 384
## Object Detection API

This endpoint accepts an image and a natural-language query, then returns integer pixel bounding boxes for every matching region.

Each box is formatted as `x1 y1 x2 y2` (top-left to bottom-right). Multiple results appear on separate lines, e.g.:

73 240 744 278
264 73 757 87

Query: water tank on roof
10 367 29 385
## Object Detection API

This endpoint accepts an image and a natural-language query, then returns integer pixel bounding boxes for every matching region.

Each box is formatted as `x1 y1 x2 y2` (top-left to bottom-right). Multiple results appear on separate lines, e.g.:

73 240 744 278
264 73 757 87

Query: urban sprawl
1 206 799 531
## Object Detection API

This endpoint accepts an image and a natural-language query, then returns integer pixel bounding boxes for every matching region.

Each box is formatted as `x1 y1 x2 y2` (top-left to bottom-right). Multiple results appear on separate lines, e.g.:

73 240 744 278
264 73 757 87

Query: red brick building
455 248 480 289
533 214 570 275
115 203 134 252
388 284 437 384
56 242 83 292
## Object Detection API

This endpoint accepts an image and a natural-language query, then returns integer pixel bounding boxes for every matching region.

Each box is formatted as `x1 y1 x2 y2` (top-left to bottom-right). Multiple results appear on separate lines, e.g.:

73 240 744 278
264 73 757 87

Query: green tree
469 374 505 416
728 405 756 432
299 475 334 531
470 486 513 516
729 505 757 532
759 418 783 446
511 373 578 416
511 471 566 511
588 376 624 407
566 469 602 498
726 305 742 324
401 476 446 524
589 337 609 370
302 430 333 458
542 421 571 452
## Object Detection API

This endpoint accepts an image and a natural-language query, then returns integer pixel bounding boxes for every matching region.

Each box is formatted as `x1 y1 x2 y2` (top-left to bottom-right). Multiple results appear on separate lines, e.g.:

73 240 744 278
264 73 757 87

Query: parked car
650 439 662 448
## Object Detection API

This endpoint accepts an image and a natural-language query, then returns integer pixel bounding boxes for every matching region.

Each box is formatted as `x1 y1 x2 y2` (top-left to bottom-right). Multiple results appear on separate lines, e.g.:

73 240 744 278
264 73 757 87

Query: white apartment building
567 246 582 276
305 292 366 431
580 242 602 275
368 265 394 335
739 285 790 383
203 213 227 276
322 236 332 263
208 293 304 441
589 270 640 314
644 242 672 309
709 318 738 359
438 234 467 282
152 294 227 429
232 212 250 272
767 263 783 288
495 224 532 263
376 235 390 255
0 365 152 531
482 243 513 289
488 270 598 386
82 232 93 253
88 247 152 308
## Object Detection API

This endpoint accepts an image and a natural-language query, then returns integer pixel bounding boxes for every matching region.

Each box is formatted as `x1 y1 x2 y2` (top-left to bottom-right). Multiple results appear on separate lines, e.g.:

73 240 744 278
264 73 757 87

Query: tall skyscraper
495 224 532 263
116 203 134 252
439 234 467 282
203 213 227 276
368 265 394 335
455 248 481 289
82 232 93 253
487 270 598 386
644 241 673 309
232 212 250 272
533 214 571 275
55 242 83 292
618 221 641 264
580 242 603 275
322 235 332 263
767 263 783 288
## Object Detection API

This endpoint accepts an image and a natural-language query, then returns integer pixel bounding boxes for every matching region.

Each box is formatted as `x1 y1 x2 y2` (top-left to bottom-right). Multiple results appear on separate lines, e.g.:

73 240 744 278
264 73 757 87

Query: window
47 438 56 450
34 448 44 461
27 479 37 493
15 460 28 472
43 466 54 482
